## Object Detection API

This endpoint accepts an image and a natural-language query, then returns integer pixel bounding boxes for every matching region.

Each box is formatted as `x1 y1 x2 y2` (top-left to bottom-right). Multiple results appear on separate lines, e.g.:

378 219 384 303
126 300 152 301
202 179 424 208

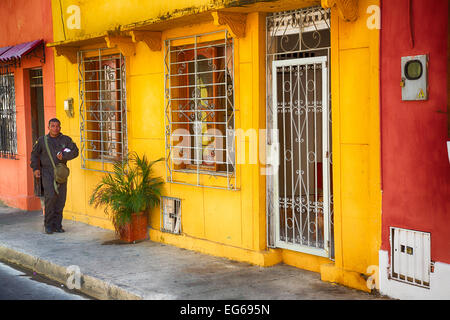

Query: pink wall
0 0 55 210
381 0 450 263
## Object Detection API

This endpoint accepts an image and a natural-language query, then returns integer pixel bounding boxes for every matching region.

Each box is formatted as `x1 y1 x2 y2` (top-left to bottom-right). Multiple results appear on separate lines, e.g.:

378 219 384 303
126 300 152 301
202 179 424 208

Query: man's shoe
54 227 65 233
45 227 53 234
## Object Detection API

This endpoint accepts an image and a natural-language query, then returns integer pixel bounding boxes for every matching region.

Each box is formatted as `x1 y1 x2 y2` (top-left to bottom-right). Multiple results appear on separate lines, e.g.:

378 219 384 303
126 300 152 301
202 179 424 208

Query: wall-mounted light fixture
64 98 74 117
447 141 450 164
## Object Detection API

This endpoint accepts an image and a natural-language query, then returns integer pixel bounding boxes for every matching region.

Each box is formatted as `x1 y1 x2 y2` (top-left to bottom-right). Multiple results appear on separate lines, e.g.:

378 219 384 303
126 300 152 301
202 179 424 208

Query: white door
271 56 330 257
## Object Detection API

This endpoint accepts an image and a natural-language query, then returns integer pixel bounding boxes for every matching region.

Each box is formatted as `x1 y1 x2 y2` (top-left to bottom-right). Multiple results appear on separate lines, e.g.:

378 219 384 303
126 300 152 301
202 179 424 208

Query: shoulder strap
44 135 56 169
44 135 60 194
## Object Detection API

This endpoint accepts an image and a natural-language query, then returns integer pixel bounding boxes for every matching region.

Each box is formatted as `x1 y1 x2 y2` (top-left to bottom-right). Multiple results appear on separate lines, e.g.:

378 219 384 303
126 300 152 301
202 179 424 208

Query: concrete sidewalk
0 205 389 300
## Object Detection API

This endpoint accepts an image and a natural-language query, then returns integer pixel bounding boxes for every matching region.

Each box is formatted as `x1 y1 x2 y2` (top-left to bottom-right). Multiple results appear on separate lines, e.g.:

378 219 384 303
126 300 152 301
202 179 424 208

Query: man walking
30 118 79 234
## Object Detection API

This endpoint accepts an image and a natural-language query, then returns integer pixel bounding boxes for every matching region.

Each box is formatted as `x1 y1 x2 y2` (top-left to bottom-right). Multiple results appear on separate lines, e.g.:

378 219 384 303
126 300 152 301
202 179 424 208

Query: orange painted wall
0 0 56 210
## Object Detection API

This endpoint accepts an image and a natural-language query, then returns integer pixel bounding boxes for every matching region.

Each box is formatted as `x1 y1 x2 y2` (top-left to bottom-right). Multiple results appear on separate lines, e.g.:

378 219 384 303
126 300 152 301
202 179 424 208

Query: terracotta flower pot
118 212 148 243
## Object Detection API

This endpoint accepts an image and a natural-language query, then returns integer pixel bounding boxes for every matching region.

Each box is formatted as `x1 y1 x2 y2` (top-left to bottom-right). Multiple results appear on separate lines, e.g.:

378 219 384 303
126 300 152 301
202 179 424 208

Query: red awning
0 39 44 63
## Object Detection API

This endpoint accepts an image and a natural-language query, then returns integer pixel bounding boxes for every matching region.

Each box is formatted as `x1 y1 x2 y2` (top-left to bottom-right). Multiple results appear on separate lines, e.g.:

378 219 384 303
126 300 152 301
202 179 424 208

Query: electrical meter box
401 54 428 101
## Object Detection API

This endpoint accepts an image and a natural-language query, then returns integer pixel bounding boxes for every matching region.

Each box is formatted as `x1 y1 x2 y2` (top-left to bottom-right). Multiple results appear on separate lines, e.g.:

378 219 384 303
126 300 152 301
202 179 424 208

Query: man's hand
34 170 41 178
57 152 63 160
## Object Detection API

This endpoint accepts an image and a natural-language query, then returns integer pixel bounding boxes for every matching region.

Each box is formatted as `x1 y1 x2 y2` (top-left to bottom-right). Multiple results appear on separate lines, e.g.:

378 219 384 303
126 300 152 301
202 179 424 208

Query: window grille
164 30 237 190
0 70 17 159
78 49 127 172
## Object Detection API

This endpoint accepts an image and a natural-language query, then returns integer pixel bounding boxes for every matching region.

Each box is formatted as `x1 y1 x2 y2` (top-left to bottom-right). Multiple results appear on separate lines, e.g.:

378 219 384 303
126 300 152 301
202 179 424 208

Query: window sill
0 154 19 160
173 167 234 177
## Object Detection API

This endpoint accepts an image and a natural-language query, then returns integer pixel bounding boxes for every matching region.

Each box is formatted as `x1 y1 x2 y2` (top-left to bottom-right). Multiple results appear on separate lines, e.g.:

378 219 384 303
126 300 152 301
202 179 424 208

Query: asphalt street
0 260 91 300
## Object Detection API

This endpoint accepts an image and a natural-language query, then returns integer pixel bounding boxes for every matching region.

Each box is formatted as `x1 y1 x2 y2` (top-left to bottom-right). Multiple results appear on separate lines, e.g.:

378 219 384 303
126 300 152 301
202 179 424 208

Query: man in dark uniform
30 118 79 234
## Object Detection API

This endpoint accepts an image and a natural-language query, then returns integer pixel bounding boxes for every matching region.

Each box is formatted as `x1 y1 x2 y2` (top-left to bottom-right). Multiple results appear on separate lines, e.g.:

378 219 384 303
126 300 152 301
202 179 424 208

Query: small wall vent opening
161 197 181 234
390 227 431 288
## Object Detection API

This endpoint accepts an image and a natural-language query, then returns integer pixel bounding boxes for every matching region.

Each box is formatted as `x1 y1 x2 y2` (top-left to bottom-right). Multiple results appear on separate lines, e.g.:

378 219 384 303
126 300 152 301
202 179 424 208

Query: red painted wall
0 0 55 210
381 0 450 264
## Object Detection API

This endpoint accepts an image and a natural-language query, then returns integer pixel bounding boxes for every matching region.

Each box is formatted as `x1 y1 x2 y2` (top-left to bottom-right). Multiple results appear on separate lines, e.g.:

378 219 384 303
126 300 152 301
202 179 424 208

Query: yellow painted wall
320 0 381 292
52 0 227 42
50 0 381 293
51 0 321 43
52 1 271 256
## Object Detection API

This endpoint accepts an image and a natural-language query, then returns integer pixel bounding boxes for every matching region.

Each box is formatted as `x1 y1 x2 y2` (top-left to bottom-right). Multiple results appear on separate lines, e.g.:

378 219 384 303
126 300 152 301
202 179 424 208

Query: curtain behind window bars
0 66 17 159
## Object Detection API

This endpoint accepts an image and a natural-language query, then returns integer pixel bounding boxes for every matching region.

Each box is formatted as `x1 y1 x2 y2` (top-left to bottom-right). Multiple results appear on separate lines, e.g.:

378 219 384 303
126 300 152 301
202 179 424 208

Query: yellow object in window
197 77 213 147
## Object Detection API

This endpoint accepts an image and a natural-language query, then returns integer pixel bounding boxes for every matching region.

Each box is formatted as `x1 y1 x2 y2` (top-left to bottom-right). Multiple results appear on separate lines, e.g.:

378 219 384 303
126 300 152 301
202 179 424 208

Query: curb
0 244 143 300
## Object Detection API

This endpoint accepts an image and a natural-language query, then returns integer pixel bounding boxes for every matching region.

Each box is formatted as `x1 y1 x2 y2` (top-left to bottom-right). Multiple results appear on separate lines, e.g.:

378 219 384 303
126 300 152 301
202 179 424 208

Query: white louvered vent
390 227 431 288
161 197 181 234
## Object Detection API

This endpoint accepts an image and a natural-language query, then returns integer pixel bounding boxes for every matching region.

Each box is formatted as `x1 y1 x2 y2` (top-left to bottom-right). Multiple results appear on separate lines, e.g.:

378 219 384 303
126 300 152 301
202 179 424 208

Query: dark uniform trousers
41 167 67 230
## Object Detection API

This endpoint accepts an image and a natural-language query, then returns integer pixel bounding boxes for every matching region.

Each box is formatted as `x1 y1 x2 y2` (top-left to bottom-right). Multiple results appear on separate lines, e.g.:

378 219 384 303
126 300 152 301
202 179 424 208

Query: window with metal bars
164 31 236 190
0 71 17 159
78 49 127 172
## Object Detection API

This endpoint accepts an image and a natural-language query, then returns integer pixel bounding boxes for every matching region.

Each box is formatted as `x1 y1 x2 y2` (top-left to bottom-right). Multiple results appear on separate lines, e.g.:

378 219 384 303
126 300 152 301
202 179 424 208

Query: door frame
271 56 330 258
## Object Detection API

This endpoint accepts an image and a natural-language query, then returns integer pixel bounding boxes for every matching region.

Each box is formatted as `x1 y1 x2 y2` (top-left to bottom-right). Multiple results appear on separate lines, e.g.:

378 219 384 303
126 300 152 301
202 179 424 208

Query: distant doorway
29 68 45 143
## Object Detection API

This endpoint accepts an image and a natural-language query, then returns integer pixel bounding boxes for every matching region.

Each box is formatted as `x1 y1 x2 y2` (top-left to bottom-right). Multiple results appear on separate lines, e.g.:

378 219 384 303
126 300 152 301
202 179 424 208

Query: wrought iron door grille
0 72 17 159
164 30 237 190
78 49 127 172
266 6 333 258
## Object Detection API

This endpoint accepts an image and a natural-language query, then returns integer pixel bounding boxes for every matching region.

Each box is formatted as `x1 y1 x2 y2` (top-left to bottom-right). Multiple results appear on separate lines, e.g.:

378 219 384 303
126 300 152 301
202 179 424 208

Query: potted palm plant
89 152 164 243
